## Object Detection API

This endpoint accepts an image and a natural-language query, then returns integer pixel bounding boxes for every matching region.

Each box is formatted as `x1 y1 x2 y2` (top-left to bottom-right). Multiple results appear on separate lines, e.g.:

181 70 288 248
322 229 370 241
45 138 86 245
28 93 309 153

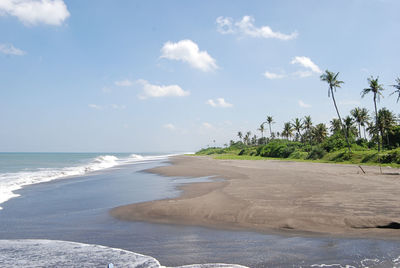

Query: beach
111 155 400 238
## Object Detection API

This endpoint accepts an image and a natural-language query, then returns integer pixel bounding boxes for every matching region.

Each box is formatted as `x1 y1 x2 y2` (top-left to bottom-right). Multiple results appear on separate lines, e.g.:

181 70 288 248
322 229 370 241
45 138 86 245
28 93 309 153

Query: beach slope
111 156 400 237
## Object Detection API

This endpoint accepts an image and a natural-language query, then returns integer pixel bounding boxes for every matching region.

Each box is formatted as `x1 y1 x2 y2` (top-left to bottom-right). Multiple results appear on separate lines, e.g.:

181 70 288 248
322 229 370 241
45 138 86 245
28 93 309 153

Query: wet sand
111 156 400 238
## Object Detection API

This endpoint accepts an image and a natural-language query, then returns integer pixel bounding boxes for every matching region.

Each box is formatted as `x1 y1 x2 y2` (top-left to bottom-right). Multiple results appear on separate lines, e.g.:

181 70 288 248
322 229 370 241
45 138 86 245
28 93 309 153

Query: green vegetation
196 73 400 167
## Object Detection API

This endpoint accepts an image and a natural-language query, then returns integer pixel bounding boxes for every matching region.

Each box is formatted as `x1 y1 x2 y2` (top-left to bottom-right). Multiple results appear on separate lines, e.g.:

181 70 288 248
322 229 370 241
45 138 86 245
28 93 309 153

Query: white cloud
164 123 175 130
110 104 126 110
88 104 102 110
216 16 234 34
216 15 298 40
0 43 25 55
202 122 213 129
137 79 190 99
298 100 311 108
291 56 322 74
0 0 70 26
206 98 233 108
114 79 133 87
160 39 218 72
264 71 285 79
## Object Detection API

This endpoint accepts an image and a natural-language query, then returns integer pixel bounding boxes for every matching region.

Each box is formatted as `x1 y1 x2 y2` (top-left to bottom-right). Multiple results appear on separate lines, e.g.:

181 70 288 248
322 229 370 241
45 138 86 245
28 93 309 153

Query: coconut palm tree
282 122 293 140
361 76 384 151
237 131 243 142
265 116 274 138
359 108 370 139
320 70 351 152
350 107 362 139
343 116 358 139
330 118 342 134
303 115 313 145
313 123 328 144
390 77 400 103
378 108 397 148
292 118 303 141
258 124 265 138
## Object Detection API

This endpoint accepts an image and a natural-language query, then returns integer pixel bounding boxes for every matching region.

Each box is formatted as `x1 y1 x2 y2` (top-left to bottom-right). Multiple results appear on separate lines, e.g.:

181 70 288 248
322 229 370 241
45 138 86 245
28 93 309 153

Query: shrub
307 146 327 160
288 150 308 159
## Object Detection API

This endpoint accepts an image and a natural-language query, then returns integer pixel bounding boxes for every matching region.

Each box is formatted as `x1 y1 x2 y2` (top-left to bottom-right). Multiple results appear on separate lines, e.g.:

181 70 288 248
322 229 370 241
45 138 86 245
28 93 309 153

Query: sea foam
0 153 179 210
0 239 249 268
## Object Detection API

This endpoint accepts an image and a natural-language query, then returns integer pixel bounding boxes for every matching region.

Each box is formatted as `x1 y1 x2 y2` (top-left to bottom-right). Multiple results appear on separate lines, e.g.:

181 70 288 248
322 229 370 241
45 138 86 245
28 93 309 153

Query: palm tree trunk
363 125 367 140
331 87 351 152
358 123 361 139
269 124 272 138
373 94 381 152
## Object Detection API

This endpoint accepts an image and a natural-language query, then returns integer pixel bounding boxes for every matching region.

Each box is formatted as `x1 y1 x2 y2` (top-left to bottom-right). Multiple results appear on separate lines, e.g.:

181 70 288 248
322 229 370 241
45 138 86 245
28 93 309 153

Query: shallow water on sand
0 158 400 267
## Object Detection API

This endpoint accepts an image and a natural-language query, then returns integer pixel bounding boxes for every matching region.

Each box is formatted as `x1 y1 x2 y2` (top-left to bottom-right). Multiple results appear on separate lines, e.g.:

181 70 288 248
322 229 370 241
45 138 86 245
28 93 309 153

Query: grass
205 150 400 168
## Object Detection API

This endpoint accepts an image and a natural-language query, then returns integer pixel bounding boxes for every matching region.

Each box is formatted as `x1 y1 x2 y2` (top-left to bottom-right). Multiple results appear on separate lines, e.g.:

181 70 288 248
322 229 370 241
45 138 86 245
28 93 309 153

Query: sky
0 0 399 152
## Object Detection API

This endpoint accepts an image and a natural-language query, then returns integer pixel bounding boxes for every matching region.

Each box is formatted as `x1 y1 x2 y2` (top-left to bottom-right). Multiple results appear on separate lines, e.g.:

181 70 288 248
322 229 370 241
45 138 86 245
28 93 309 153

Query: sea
0 152 399 268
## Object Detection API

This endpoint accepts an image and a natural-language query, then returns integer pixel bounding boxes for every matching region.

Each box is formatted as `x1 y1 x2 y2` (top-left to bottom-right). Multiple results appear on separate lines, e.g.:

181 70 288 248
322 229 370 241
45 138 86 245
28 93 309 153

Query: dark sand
111 156 400 238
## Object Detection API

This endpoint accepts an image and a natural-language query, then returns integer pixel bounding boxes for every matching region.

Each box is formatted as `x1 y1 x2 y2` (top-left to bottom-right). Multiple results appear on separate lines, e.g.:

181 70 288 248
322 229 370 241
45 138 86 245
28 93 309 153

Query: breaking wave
0 153 185 210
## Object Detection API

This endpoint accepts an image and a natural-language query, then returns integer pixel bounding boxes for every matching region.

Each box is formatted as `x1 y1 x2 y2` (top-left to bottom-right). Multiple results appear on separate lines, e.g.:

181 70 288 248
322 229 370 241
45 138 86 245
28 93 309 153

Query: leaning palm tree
265 116 274 138
361 76 384 151
237 131 243 142
292 118 303 141
303 115 313 145
390 77 400 103
320 70 351 152
350 107 362 139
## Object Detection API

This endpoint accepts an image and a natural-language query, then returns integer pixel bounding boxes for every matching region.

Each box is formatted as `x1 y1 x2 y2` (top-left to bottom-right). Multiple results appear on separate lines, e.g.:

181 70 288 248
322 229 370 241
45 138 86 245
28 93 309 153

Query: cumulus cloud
0 0 70 26
137 79 190 99
114 79 133 87
291 56 322 74
264 71 285 79
0 43 26 55
216 15 298 40
161 39 218 72
164 123 175 130
206 98 233 108
298 100 311 108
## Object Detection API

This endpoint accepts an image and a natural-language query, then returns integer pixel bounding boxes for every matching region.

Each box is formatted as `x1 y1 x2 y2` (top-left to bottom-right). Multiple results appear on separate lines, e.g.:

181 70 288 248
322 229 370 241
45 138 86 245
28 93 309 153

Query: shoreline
110 155 400 239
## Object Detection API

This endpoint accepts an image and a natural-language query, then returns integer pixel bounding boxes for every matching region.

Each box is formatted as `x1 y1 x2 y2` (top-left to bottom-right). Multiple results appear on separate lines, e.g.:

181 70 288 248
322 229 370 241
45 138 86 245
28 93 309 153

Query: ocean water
0 153 400 267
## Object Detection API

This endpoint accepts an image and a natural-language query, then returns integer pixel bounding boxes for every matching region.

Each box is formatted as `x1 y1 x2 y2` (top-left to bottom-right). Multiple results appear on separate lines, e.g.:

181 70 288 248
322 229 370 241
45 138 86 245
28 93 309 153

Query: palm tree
265 116 274 138
320 70 351 152
343 116 358 139
390 77 400 103
237 131 243 142
282 122 293 140
330 118 342 134
258 124 265 138
350 107 362 139
244 131 252 145
313 123 328 144
378 108 397 148
303 115 313 145
359 108 370 139
292 118 303 141
361 76 384 151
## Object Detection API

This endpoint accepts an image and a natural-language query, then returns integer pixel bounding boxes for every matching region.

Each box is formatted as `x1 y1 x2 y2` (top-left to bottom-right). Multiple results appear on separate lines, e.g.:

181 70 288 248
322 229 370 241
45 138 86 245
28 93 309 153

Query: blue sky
0 0 399 152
